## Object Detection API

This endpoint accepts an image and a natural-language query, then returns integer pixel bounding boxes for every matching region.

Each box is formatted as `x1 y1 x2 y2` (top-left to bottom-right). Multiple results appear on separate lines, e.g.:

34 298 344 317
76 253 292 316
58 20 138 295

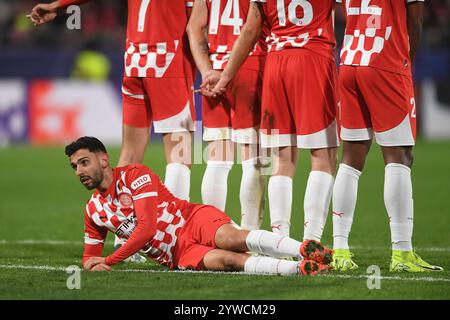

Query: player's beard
80 169 103 190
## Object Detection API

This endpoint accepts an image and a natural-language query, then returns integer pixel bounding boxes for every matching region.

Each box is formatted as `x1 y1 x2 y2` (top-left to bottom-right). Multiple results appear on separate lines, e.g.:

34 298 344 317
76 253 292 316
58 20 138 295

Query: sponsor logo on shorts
131 174 151 190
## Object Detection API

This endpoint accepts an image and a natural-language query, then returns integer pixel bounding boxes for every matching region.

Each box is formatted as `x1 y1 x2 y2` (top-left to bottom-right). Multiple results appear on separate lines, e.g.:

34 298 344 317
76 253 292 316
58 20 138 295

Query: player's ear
99 152 110 168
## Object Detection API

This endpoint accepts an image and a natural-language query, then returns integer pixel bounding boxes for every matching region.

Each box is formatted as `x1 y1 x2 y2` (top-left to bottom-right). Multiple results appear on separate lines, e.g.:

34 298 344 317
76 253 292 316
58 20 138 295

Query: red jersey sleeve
59 0 90 8
82 205 107 266
105 165 159 265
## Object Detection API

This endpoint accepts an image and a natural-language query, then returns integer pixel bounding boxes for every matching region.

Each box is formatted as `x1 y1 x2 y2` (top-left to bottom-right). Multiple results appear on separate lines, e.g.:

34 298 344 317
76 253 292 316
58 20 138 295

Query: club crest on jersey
131 174 151 190
118 193 133 207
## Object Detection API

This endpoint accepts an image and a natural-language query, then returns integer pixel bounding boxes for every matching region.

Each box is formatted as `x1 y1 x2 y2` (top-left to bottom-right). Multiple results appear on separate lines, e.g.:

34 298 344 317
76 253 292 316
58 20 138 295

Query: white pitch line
0 264 449 283
1 240 449 252
322 274 450 283
350 245 450 252
0 240 114 246
0 264 67 272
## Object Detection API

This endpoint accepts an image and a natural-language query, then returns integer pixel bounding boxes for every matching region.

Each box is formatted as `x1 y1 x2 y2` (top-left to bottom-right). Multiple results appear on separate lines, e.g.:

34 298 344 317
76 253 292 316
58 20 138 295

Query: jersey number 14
209 0 244 35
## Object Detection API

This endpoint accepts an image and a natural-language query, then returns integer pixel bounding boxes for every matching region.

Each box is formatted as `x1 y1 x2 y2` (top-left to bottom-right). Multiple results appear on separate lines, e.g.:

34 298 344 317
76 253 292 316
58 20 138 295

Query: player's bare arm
28 0 89 26
186 0 220 96
406 1 424 61
28 1 61 25
212 2 264 95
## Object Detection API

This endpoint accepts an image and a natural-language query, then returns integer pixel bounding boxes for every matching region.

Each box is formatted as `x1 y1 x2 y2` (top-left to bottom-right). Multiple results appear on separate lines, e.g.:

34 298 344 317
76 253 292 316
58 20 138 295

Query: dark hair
65 136 107 157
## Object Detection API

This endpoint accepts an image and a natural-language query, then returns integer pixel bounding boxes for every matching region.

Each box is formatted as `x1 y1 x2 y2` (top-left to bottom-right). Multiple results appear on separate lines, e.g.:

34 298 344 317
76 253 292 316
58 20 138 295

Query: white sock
245 230 302 259
240 157 266 230
244 256 299 275
384 163 414 251
323 176 334 229
201 160 233 211
303 171 334 242
332 164 361 250
268 176 292 237
164 163 191 200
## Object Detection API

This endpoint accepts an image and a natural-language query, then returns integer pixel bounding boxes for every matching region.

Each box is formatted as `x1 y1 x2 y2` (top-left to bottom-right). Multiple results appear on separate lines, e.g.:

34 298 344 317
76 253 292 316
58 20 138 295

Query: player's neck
98 167 114 193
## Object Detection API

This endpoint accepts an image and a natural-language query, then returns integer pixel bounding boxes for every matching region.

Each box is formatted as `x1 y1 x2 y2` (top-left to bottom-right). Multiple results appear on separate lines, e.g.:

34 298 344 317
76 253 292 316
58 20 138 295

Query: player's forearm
187 27 213 76
221 4 263 80
406 2 424 62
105 196 157 266
82 243 104 268
222 25 261 80
105 227 155 265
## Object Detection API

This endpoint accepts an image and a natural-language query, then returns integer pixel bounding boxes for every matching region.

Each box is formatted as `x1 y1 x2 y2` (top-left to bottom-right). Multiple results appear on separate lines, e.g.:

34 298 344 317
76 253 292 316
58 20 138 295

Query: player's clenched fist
27 1 60 26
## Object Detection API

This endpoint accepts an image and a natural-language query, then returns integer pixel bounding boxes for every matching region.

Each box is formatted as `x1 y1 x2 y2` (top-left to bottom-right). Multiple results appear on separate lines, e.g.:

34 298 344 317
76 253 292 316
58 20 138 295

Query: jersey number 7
138 0 151 32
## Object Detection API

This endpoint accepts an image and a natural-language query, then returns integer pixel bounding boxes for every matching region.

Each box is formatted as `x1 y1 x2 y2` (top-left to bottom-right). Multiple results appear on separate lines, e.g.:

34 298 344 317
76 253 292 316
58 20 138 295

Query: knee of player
394 148 414 168
222 253 245 271
405 149 414 168
222 235 242 251
341 155 366 172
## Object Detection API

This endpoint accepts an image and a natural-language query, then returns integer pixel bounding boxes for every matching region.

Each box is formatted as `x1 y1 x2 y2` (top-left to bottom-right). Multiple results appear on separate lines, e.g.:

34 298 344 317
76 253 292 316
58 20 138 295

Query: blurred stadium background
1 0 450 145
0 1 449 300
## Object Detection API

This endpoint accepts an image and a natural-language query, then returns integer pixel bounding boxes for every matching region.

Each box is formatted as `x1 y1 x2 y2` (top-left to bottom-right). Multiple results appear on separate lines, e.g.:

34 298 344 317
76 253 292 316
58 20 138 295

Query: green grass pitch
0 140 449 299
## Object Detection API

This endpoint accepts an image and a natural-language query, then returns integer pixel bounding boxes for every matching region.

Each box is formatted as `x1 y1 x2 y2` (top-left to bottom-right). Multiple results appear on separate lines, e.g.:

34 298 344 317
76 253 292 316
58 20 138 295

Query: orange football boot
298 260 332 276
300 240 333 264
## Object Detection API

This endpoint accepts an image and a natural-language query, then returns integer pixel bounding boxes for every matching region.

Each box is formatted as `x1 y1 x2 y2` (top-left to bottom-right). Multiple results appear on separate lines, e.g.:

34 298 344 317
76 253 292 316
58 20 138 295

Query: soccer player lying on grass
65 136 333 275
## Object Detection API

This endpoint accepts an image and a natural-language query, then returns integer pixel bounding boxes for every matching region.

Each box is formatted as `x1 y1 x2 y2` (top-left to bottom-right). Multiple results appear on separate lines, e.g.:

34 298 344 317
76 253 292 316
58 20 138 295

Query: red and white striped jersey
251 0 337 59
60 0 194 78
338 0 424 76
206 0 267 70
124 0 194 77
83 164 196 268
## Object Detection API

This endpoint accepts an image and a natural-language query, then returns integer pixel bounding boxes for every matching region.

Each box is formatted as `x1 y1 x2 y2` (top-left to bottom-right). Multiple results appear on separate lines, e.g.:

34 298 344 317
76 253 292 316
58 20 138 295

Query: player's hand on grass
84 257 110 271
90 263 112 272
27 1 60 26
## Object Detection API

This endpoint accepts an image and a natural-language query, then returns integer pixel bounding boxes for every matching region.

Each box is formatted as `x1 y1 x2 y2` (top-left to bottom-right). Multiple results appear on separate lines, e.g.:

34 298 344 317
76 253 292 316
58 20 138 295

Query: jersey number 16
277 0 313 27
